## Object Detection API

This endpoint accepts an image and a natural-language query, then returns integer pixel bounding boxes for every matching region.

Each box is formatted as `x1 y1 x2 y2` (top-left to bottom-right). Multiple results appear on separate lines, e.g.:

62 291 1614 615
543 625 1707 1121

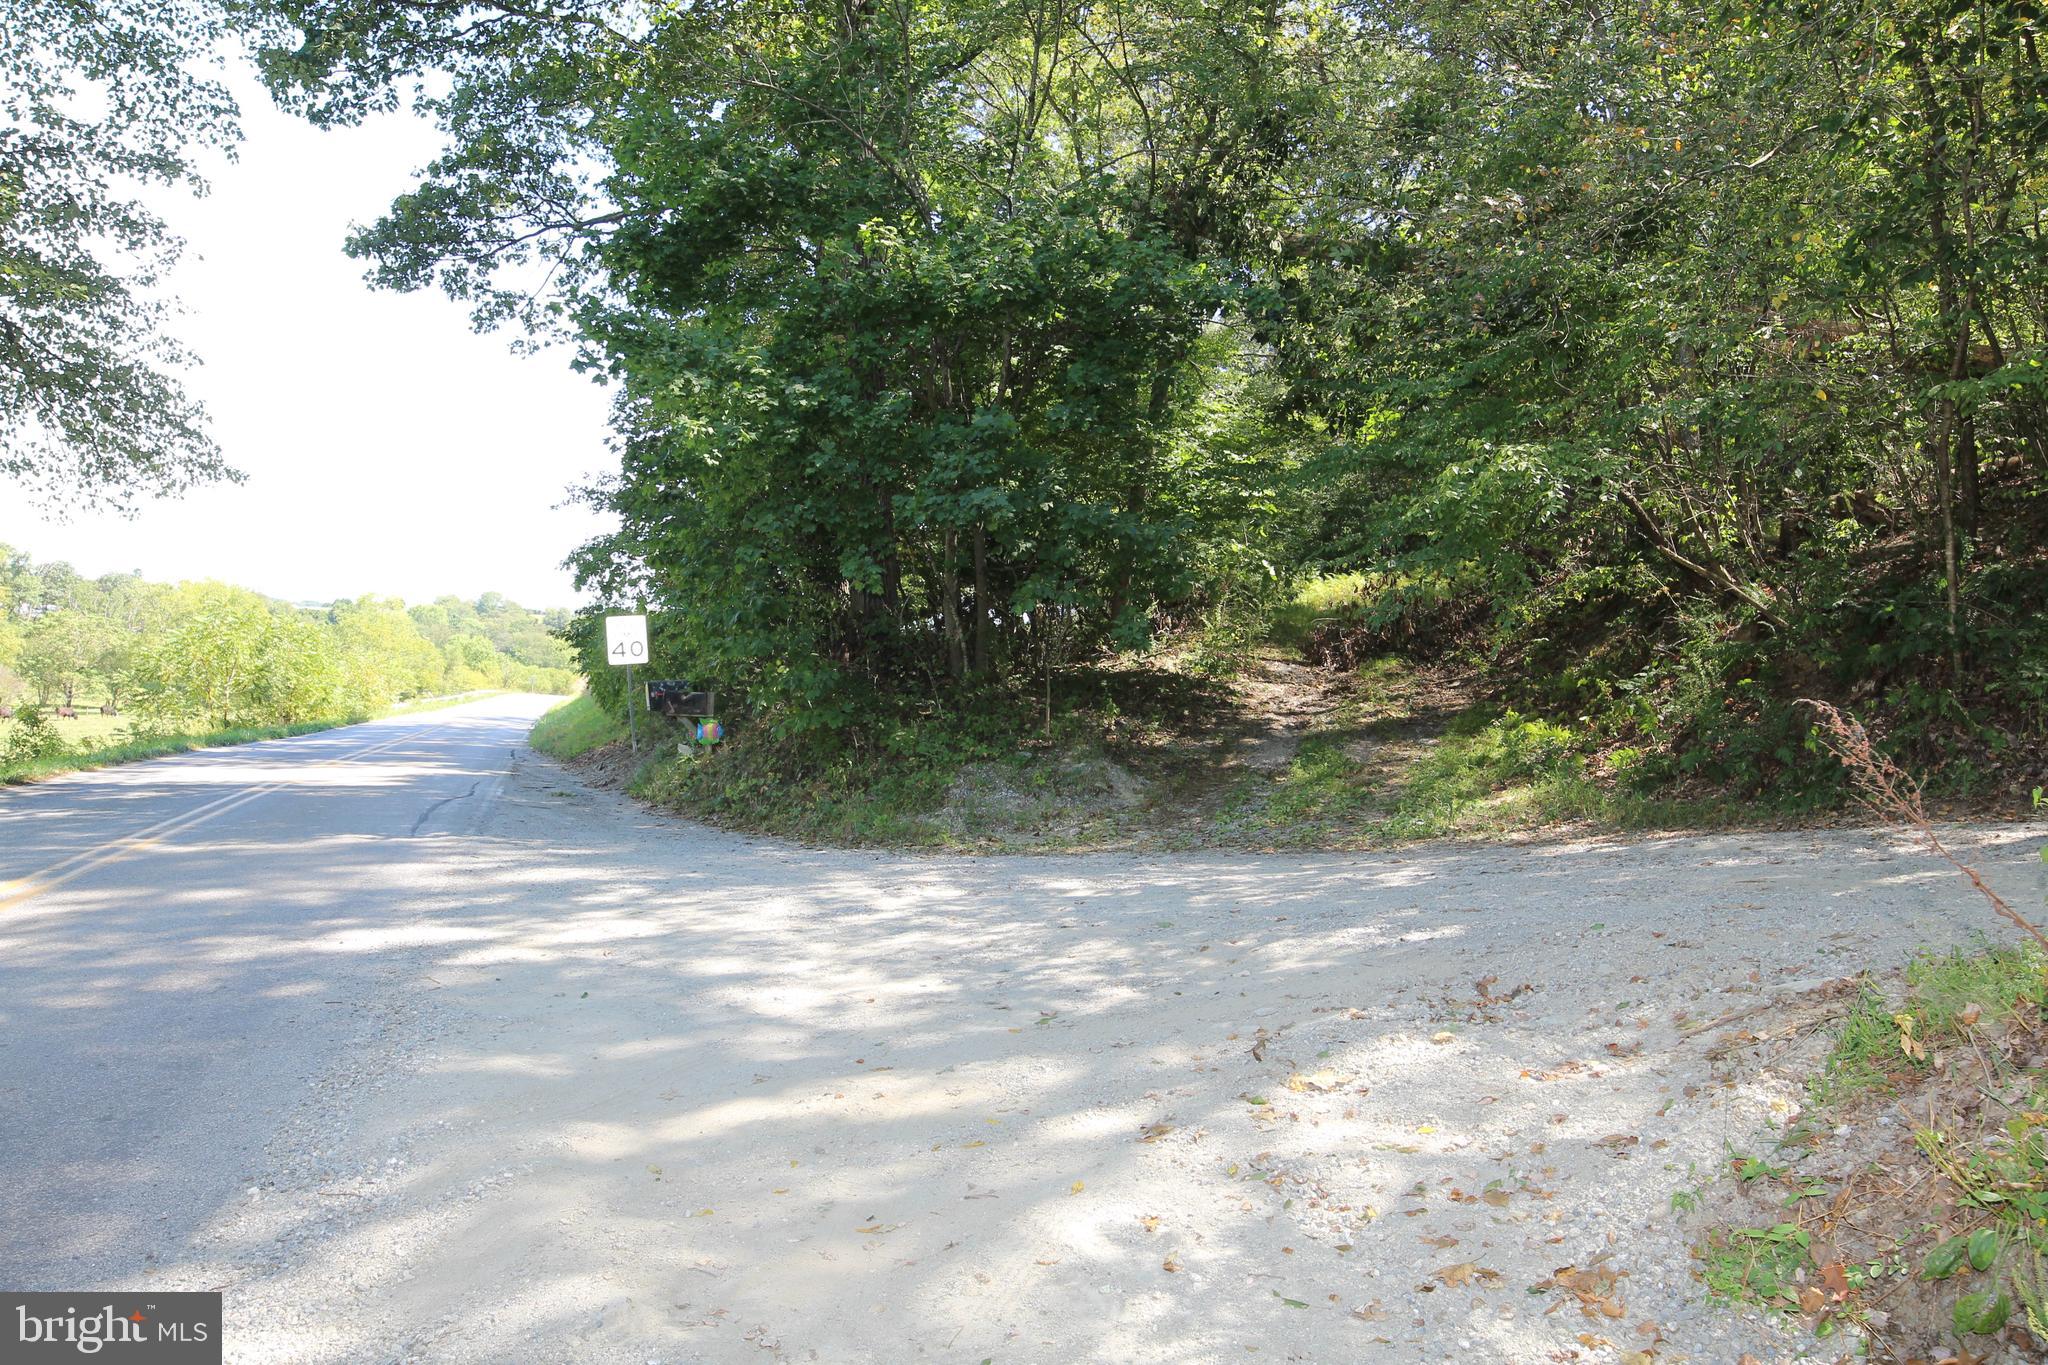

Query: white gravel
155 753 2047 1363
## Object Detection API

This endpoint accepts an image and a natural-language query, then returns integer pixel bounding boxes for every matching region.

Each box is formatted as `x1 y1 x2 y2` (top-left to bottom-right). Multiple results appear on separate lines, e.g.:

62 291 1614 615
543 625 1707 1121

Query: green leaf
1954 1289 2010 1335
1922 1237 1969 1281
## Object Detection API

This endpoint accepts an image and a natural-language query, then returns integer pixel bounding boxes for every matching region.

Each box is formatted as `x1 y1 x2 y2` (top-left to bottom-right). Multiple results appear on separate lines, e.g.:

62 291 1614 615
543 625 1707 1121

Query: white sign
603 614 648 667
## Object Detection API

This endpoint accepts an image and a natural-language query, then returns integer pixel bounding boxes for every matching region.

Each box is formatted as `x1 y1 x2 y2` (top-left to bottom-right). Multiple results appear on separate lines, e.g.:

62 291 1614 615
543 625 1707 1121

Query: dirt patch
1230 654 1351 771
1688 971 2048 1362
931 750 1152 846
555 733 660 790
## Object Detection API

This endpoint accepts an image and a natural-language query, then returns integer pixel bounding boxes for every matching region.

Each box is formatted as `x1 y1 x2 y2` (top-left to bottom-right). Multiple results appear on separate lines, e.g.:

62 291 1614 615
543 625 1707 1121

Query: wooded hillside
251 0 2048 803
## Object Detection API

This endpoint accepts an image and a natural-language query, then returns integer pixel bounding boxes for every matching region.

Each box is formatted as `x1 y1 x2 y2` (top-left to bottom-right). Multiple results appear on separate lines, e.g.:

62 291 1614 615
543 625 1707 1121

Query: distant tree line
0 545 577 733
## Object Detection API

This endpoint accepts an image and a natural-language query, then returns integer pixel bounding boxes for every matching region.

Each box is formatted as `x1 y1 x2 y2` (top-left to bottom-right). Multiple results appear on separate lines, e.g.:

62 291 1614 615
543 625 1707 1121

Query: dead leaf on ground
1543 1262 1629 1319
1435 1262 1502 1288
1286 1069 1347 1093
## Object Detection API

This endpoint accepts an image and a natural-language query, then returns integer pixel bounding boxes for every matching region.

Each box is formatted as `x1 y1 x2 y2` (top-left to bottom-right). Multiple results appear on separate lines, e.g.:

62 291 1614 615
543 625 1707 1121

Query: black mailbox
646 681 714 718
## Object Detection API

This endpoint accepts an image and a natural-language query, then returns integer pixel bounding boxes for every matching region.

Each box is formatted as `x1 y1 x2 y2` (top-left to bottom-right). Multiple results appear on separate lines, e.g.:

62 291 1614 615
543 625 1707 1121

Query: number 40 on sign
604 614 647 666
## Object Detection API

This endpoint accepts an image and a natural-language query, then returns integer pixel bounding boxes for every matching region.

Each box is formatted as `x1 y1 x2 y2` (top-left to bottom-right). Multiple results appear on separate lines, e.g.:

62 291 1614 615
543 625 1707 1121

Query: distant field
0 707 132 750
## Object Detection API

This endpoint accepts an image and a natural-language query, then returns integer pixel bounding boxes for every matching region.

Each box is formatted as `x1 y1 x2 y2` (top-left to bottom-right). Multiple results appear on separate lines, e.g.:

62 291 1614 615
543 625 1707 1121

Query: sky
0 68 619 610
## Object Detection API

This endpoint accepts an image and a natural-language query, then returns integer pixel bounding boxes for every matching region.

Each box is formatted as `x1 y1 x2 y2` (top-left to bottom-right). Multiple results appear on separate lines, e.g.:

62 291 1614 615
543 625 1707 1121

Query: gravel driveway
55 737 2048 1361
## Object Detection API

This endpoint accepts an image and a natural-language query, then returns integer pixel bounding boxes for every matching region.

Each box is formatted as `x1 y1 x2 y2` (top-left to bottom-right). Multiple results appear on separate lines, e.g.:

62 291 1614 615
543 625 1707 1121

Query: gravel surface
175 756 2048 1362
7 698 2046 1362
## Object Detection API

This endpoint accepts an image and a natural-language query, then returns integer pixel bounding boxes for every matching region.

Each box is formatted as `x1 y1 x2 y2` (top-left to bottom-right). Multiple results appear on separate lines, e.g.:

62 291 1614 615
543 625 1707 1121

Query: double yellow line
0 723 443 914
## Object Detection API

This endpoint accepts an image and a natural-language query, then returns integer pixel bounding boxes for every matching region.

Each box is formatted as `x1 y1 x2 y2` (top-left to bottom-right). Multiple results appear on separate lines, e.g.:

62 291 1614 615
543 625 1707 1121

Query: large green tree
0 0 244 506
254 0 1326 729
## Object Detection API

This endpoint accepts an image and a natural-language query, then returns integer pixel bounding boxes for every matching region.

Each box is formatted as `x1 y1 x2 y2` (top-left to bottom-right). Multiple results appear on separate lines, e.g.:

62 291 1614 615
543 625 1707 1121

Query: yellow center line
0 722 447 913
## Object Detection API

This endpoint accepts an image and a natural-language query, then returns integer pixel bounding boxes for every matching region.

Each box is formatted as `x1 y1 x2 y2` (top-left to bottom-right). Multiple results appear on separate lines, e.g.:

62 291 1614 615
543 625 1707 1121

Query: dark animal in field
56 706 77 719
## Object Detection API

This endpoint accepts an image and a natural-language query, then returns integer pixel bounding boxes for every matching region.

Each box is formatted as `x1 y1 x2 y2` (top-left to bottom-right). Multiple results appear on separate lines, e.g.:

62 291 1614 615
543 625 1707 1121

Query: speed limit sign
603 614 648 667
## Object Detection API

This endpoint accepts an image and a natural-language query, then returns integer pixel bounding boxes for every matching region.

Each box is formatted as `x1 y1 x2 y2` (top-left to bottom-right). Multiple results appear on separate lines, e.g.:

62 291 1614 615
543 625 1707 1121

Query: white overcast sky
0 68 619 609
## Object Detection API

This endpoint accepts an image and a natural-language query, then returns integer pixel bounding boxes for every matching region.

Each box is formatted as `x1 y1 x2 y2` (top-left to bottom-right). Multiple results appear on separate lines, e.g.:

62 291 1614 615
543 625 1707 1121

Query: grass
528 693 631 760
0 708 128 750
1810 945 2048 1104
1699 1221 1815 1314
1266 572 1374 650
1220 696 1739 847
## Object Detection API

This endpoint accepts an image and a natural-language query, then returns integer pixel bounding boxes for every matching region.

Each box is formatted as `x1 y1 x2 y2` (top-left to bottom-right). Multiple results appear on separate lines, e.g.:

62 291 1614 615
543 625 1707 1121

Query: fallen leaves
1541 1259 1629 1318
1285 1069 1347 1093
1434 1262 1503 1288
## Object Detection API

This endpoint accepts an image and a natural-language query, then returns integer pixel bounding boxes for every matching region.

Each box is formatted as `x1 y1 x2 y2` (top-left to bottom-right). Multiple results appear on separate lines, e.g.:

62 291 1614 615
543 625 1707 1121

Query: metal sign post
603 614 649 754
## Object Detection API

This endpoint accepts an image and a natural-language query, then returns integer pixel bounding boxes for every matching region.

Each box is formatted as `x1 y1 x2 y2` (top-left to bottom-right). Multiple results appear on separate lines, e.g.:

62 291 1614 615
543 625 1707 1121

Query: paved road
0 695 561 1289
2 695 2044 1363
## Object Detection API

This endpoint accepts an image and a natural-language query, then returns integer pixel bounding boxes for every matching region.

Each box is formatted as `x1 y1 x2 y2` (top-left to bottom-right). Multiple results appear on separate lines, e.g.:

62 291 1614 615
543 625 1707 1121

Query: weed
1699 1222 1813 1312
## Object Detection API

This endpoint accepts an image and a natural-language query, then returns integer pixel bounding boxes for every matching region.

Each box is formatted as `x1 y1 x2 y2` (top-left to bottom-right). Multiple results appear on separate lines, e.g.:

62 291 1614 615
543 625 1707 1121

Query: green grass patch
622 669 1199 848
1699 1221 1815 1314
1268 572 1374 649
630 712 985 846
1221 699 1739 846
1812 946 2048 1105
528 693 629 760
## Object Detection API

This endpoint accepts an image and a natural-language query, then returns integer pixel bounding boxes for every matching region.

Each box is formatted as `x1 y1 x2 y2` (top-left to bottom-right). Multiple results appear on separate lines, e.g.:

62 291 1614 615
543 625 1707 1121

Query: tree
18 610 108 708
330 596 444 701
131 585 289 728
253 0 1327 729
0 0 241 506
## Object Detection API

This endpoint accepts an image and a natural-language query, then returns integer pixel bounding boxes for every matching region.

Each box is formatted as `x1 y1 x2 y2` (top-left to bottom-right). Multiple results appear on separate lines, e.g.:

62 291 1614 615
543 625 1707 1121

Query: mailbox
646 681 714 718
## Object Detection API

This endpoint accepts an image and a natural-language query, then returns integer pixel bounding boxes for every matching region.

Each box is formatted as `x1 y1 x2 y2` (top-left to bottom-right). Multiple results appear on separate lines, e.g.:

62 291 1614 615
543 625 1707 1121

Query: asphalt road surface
0 696 562 1291
2 694 2043 1363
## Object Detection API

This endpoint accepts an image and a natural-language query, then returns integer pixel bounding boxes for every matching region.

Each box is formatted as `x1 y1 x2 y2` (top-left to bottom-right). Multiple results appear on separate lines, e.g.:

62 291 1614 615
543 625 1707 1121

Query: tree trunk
940 528 966 680
971 523 991 677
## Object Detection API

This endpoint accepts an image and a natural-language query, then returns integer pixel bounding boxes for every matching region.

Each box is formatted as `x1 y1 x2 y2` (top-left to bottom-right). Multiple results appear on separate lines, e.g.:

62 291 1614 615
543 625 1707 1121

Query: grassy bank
534 570 2039 851
528 693 629 760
